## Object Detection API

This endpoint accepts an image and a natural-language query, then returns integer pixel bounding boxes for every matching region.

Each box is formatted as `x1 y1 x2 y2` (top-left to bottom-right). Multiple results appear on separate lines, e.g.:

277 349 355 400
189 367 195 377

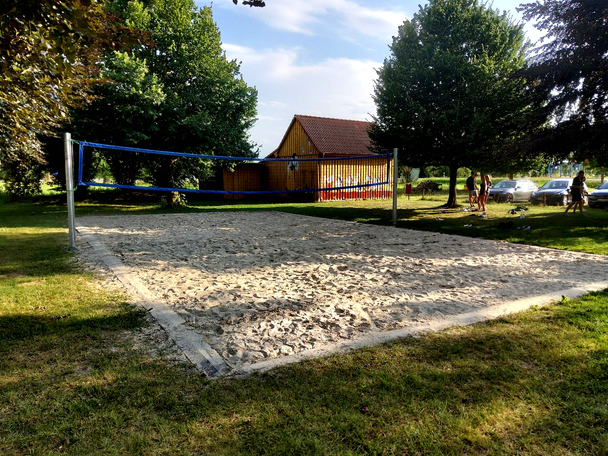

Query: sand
76 211 608 375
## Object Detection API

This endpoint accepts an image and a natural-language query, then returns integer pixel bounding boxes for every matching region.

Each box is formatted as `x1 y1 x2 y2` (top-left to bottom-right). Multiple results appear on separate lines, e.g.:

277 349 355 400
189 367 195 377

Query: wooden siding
266 119 320 199
223 164 263 200
317 156 393 201
221 117 394 202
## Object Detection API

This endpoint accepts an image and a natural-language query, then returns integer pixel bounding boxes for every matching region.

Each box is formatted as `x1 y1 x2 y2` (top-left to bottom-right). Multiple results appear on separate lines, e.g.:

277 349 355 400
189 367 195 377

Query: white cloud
338 2 406 40
224 43 380 155
225 44 301 81
232 0 406 41
225 43 378 100
259 101 288 109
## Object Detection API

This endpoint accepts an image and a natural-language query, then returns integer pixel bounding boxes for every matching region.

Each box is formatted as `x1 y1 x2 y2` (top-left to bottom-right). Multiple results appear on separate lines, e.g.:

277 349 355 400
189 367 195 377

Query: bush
2 157 44 198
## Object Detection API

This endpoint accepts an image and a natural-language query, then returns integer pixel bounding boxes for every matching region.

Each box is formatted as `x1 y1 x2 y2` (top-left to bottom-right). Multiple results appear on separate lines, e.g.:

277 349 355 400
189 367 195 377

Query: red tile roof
270 115 374 158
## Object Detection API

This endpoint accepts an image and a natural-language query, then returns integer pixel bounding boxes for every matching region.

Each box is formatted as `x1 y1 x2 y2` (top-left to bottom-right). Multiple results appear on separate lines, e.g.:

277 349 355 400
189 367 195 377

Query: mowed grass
1 191 608 455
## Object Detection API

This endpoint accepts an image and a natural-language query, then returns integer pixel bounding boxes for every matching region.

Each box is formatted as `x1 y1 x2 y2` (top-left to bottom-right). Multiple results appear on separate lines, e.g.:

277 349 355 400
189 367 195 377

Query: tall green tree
519 0 608 166
0 0 132 196
68 0 259 193
369 0 545 206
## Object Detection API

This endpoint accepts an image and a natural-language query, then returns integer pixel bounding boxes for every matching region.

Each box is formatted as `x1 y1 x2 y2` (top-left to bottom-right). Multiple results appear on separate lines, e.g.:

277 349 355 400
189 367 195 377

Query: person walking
465 171 478 208
564 170 586 216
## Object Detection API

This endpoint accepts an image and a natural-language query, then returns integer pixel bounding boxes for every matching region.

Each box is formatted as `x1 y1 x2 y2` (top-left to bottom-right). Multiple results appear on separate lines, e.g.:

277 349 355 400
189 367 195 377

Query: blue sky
195 0 545 157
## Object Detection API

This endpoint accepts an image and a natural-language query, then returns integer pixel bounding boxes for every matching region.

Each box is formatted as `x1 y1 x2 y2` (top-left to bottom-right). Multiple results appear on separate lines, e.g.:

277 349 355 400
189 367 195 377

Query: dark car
489 179 538 203
588 181 608 208
530 178 589 206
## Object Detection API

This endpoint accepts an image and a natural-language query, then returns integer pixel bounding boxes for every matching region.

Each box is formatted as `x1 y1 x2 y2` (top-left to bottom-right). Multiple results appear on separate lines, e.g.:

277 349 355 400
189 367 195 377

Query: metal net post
392 148 398 227
64 132 77 250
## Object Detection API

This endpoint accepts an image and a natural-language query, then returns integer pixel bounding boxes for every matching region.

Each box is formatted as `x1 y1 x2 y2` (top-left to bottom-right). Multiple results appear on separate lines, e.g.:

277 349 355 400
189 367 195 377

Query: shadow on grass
0 201 70 229
0 232 80 277
396 208 608 254
0 307 146 344
2 293 606 454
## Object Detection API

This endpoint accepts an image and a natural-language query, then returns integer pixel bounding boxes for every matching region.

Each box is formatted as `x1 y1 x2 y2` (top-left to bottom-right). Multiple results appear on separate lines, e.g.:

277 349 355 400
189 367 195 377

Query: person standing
564 170 586 215
478 174 486 212
478 174 492 212
465 171 478 208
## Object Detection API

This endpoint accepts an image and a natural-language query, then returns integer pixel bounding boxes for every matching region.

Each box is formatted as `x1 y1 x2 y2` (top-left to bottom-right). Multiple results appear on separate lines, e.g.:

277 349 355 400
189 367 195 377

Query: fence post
392 148 398 227
64 132 77 251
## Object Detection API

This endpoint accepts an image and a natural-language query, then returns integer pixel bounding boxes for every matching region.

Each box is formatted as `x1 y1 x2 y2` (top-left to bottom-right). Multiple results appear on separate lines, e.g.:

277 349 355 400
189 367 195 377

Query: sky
195 0 546 158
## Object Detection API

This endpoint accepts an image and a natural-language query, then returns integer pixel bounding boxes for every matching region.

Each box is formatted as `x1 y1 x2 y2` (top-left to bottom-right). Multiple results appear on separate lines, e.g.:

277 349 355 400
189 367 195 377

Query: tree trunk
165 191 179 205
444 163 459 207
509 170 514 179
158 157 179 206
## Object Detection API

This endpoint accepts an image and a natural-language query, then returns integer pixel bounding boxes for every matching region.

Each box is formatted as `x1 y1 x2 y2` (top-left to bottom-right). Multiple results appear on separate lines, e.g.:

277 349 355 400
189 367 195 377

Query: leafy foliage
67 0 259 192
519 0 608 166
1 148 45 198
370 0 545 206
0 0 133 195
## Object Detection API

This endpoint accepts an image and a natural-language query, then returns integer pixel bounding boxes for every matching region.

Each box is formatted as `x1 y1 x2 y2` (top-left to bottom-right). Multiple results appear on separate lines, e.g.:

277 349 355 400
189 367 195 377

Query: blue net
76 141 393 201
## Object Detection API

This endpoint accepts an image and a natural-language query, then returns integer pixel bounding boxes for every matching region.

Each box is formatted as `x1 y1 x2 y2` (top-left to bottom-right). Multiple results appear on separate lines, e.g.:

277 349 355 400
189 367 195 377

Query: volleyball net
63 134 399 250
74 140 394 200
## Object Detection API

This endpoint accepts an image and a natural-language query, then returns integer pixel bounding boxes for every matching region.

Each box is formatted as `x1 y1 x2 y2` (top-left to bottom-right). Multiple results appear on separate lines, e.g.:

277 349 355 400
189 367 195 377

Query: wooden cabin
223 163 265 200
225 115 393 201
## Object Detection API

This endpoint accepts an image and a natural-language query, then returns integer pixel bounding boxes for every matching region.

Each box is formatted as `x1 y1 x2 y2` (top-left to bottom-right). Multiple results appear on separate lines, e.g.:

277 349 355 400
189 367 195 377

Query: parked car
530 178 589 206
489 179 538 203
588 181 608 208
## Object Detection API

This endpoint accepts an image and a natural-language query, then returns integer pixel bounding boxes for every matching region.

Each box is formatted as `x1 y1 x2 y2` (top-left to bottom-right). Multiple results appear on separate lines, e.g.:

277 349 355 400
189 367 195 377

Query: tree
0 0 132 196
68 50 167 186
369 0 544 206
518 0 608 166
67 0 259 198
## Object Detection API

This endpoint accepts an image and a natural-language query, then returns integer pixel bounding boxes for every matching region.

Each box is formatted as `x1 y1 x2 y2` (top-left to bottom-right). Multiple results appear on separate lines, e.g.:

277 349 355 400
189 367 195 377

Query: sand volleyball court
76 211 608 377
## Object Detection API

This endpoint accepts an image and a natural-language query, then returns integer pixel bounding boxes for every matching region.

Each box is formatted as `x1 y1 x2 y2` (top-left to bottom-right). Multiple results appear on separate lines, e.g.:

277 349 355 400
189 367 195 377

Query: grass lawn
1 190 607 455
